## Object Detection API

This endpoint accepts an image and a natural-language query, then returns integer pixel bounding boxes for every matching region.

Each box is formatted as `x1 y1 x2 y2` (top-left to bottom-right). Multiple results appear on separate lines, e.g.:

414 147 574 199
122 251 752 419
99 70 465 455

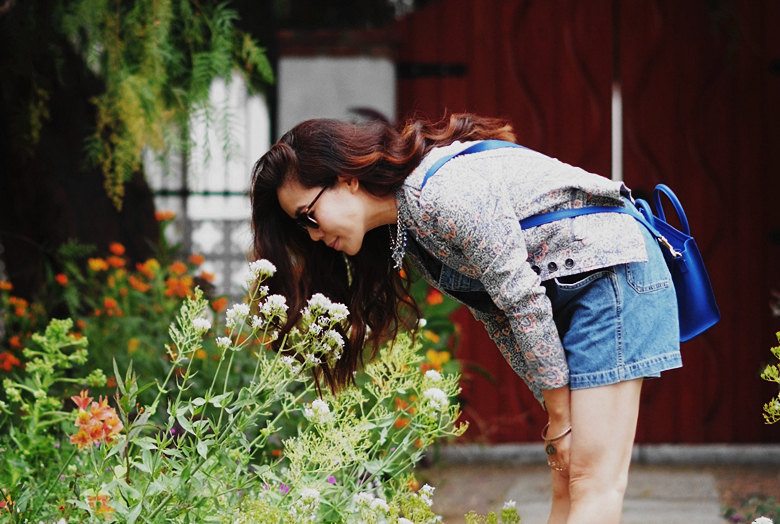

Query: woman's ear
338 175 360 193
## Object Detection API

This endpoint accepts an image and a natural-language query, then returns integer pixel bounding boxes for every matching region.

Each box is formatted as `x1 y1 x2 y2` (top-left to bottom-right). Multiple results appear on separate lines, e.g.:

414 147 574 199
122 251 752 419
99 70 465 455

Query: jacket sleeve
468 305 548 404
417 169 569 398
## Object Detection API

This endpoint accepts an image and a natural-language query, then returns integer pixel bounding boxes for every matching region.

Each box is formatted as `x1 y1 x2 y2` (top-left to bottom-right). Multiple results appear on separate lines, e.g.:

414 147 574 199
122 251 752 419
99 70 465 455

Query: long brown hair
250 113 516 390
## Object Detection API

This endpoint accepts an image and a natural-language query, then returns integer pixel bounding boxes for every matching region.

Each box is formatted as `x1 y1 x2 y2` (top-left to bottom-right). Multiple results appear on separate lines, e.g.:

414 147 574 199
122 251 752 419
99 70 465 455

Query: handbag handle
634 198 654 223
653 184 691 235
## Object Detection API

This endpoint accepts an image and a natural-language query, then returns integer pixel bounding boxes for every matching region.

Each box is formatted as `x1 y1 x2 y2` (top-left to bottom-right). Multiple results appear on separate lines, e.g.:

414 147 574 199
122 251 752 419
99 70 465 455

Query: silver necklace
389 211 407 270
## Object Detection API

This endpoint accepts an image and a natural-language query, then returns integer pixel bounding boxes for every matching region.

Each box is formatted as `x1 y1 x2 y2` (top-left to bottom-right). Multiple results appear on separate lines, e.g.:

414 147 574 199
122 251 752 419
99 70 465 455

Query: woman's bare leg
567 379 643 523
553 379 643 524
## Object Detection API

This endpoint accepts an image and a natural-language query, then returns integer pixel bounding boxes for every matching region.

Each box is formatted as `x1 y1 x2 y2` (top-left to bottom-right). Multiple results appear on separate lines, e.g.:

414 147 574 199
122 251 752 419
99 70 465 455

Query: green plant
464 500 522 524
0 213 237 406
760 331 780 424
0 261 467 523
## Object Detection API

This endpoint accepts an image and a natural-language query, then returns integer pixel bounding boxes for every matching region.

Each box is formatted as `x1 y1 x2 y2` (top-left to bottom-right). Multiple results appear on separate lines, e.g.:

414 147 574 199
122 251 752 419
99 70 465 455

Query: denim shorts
542 223 682 390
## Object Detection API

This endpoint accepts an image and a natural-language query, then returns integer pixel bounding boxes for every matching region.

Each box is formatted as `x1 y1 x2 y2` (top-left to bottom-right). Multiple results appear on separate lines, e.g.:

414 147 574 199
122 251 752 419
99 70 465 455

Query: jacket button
531 265 541 275
564 258 575 268
547 262 558 272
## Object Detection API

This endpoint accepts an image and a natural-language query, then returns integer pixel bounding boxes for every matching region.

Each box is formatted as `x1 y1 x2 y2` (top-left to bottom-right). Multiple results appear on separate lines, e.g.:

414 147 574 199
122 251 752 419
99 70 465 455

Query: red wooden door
394 0 780 443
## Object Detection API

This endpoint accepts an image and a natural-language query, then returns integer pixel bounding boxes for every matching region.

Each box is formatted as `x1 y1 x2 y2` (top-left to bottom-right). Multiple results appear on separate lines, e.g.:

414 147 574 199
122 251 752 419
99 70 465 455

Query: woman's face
276 177 368 256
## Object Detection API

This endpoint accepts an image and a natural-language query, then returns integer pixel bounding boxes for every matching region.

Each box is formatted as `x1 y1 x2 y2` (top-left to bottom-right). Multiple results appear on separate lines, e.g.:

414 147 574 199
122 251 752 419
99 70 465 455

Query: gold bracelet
542 423 572 457
541 423 572 442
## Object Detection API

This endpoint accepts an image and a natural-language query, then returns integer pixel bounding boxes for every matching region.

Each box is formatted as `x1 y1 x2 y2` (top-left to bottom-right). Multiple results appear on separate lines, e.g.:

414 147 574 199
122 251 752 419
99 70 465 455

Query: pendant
545 443 557 456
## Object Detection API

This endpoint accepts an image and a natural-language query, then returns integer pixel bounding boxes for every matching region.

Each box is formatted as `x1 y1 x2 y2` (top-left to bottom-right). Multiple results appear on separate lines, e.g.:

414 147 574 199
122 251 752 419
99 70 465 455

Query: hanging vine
9 0 273 209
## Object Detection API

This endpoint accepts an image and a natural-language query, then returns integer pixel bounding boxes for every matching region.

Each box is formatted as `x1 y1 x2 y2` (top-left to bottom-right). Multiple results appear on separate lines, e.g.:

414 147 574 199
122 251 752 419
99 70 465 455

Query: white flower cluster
752 518 774 524
422 388 449 411
351 491 389 514
424 369 442 383
289 486 321 522
303 293 349 324
225 303 250 328
303 398 333 425
503 499 517 510
192 317 211 333
280 355 302 375
260 294 288 321
216 336 232 350
417 484 435 507
249 259 276 279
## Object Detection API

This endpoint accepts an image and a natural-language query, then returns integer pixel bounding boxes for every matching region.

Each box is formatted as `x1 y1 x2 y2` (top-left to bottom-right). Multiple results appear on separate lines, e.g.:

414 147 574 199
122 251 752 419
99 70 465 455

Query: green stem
29 448 77 519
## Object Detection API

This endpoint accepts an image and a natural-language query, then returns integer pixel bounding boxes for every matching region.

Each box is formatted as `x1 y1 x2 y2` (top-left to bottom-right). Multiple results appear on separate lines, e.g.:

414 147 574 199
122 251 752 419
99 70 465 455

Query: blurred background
1 0 778 445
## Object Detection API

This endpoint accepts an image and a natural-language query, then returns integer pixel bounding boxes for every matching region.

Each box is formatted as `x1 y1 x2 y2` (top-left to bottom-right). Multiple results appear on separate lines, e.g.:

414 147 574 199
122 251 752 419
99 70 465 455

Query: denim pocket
553 268 613 291
624 260 672 294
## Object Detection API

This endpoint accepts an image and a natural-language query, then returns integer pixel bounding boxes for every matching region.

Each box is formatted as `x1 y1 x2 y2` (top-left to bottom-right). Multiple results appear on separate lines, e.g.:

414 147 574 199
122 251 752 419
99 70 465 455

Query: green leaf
176 413 194 435
134 437 158 451
127 502 143 524
209 391 233 408
196 439 211 459
113 358 125 395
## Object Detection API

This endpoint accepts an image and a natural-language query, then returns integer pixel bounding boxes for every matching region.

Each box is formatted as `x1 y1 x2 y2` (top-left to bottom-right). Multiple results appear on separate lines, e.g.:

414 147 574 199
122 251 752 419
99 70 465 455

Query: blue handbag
422 140 720 342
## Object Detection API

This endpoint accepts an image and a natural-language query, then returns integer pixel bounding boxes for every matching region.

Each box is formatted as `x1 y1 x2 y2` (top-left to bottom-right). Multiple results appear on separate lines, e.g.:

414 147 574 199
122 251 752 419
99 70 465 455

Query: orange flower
164 276 192 298
103 297 118 310
128 275 150 293
118 287 128 297
425 289 444 305
8 335 22 349
106 376 117 388
107 256 125 268
195 349 207 359
76 319 87 330
127 338 140 354
407 477 421 492
108 242 125 256
423 330 441 344
271 449 283 457
0 280 12 291
0 490 14 511
55 273 69 286
425 349 450 371
211 297 228 313
70 391 123 450
136 258 160 279
398 268 407 279
71 390 93 410
0 352 21 372
8 297 28 317
155 210 176 222
394 417 410 429
87 492 114 517
88 258 109 272
188 253 205 266
198 271 215 283
168 261 187 276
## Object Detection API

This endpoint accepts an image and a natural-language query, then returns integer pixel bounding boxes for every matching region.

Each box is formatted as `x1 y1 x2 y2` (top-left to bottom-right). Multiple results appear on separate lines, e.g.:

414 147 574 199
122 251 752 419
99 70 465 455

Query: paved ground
418 445 780 524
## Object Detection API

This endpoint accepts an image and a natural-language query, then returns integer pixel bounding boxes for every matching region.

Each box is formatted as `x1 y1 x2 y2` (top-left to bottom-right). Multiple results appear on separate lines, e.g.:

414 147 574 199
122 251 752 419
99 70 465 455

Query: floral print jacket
395 141 648 404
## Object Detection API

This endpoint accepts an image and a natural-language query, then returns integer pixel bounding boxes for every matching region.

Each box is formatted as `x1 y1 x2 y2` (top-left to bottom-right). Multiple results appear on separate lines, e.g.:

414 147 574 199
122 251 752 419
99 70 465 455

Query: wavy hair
250 113 516 391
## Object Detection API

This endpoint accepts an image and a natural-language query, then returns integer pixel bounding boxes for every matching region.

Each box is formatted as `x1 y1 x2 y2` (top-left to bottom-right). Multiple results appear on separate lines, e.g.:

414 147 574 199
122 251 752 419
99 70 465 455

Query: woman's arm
418 169 570 401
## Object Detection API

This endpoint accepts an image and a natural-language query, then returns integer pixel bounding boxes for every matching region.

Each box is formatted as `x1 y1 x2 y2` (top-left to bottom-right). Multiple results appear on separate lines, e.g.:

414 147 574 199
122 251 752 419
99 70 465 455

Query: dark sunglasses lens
295 213 318 230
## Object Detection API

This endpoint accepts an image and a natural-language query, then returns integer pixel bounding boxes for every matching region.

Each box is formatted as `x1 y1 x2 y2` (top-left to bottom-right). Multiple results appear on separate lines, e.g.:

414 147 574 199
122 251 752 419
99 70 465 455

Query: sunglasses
294 186 328 230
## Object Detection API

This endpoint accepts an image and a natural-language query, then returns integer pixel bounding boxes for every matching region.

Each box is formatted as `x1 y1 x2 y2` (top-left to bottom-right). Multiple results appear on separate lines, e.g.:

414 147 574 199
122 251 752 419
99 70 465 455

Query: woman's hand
544 418 572 473
542 386 572 474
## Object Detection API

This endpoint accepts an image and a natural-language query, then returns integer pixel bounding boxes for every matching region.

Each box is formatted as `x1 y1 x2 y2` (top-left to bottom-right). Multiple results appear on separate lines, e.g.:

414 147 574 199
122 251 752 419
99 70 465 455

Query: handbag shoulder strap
420 139 524 189
418 140 678 257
